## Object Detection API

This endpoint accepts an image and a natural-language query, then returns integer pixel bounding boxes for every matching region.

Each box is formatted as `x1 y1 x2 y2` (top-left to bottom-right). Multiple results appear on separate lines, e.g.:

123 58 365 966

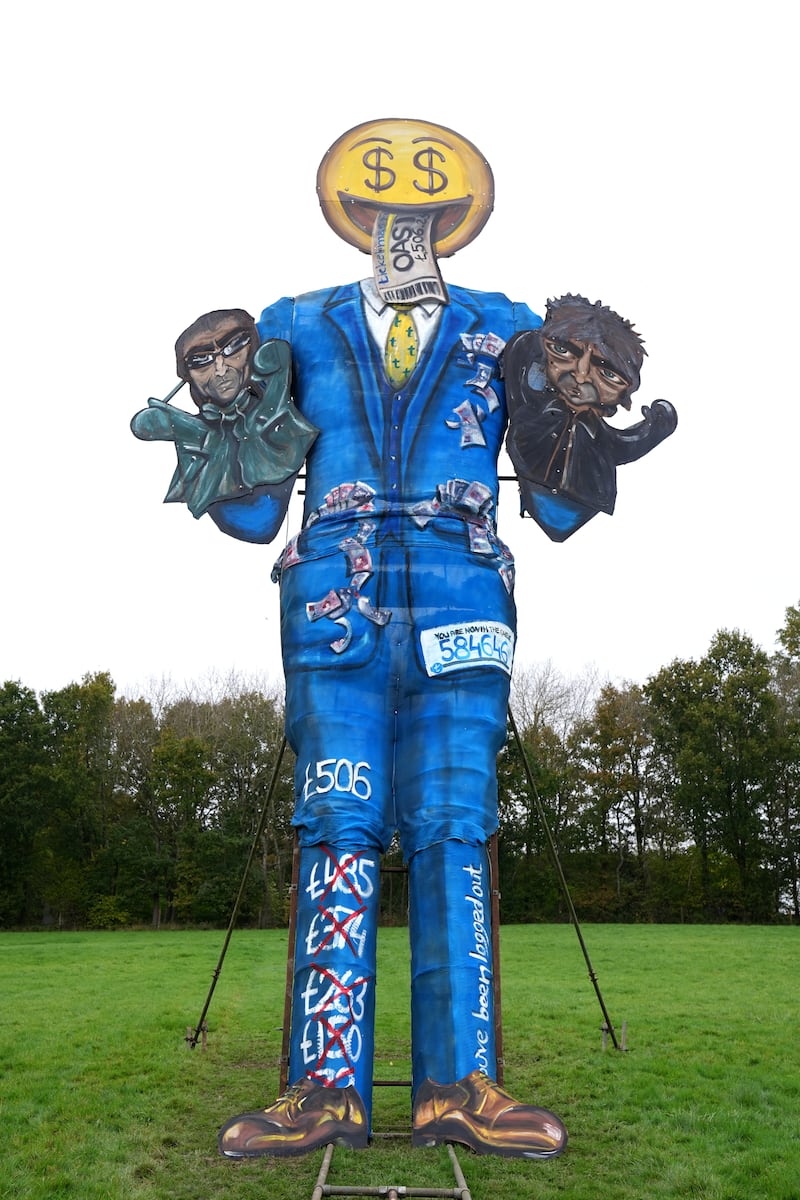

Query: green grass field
1 924 797 1200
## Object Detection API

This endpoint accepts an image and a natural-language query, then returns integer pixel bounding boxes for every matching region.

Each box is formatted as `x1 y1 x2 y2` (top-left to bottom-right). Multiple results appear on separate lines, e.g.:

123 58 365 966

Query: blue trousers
281 522 512 1114
280 523 514 857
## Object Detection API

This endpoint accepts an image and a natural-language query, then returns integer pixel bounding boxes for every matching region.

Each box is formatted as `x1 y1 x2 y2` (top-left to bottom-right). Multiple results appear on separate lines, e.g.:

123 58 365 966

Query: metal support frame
187 734 288 1049
311 1142 473 1200
506 704 621 1049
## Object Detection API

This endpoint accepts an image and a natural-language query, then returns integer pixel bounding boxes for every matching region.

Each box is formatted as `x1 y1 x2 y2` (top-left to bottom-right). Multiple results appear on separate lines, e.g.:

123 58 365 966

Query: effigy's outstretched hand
247 340 319 481
640 399 678 434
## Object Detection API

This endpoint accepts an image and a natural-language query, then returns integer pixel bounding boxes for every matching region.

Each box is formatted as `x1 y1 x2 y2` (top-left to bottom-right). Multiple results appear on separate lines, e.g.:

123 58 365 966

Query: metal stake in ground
507 705 621 1051
187 734 288 1049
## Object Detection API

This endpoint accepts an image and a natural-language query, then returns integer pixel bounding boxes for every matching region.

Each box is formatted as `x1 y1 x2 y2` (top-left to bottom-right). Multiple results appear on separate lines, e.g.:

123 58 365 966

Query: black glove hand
640 399 678 435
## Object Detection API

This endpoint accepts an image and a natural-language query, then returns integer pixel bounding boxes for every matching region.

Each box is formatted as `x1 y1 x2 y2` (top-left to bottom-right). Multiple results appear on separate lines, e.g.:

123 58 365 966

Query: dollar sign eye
412 146 448 195
362 144 396 192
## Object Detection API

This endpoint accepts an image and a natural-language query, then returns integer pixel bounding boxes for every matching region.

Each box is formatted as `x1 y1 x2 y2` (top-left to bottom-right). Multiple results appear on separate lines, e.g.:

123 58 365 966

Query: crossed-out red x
311 846 371 956
315 898 367 956
309 963 371 1079
318 845 367 905
309 1063 355 1087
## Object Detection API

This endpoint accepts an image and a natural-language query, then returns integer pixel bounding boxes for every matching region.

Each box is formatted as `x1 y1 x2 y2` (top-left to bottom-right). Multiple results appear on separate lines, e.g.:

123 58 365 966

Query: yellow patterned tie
384 305 419 389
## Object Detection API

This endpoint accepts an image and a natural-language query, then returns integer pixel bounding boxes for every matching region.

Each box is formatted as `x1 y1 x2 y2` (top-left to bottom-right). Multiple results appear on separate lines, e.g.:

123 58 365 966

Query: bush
85 896 131 929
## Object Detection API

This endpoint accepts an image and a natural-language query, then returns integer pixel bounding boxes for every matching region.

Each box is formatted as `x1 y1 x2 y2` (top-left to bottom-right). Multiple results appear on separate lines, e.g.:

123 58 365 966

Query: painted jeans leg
289 843 380 1127
217 841 378 1157
408 838 496 1093
408 839 569 1159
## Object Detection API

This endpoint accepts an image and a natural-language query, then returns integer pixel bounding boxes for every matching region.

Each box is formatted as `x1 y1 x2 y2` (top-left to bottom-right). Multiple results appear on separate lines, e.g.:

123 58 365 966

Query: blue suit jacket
256 281 542 534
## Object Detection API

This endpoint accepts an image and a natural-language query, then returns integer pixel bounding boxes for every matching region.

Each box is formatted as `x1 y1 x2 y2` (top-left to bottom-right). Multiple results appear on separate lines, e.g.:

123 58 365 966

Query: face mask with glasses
184 330 251 372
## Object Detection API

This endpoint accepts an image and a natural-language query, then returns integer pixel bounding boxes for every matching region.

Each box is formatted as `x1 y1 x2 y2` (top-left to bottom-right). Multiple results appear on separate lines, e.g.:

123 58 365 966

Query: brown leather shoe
412 1069 567 1159
218 1077 369 1158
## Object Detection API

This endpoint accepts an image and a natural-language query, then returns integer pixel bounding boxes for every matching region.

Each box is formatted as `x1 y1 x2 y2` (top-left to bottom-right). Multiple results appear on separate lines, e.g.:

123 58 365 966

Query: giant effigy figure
133 118 676 1162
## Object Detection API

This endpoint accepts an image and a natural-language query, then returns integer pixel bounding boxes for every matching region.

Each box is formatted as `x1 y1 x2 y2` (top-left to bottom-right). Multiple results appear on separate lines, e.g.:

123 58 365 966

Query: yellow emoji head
317 117 494 257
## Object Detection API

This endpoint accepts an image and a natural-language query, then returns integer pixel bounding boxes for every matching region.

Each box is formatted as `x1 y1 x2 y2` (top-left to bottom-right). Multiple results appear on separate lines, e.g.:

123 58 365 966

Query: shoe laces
273 1081 308 1109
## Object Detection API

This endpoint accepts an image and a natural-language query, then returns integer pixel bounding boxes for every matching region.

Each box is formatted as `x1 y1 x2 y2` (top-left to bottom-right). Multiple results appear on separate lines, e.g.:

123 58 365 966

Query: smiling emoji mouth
336 193 472 248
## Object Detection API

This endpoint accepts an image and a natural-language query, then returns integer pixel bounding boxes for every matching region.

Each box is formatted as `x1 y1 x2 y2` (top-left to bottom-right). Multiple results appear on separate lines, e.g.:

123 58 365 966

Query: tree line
2 605 799 929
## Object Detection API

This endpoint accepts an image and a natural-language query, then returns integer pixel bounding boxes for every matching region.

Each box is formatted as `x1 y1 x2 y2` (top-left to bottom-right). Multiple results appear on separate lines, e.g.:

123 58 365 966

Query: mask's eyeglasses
185 330 251 371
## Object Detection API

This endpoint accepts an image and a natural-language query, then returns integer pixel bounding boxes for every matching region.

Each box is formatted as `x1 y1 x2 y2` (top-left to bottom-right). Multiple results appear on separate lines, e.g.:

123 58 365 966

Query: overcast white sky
2 1 797 700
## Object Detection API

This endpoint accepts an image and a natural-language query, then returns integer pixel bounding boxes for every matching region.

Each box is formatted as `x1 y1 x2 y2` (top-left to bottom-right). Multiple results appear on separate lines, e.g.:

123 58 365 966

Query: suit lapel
403 289 485 467
320 284 385 470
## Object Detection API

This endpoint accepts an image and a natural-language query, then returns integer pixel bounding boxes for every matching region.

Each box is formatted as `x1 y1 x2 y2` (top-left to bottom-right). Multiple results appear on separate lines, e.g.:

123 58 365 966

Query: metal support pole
279 836 301 1093
507 705 620 1050
311 1143 336 1200
446 1144 473 1200
187 733 288 1049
